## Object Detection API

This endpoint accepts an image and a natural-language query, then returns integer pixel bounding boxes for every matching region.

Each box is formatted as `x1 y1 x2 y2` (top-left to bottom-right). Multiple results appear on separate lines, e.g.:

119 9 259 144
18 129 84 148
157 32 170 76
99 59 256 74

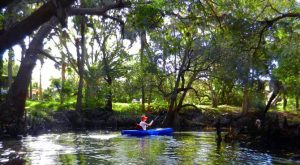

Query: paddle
153 115 160 121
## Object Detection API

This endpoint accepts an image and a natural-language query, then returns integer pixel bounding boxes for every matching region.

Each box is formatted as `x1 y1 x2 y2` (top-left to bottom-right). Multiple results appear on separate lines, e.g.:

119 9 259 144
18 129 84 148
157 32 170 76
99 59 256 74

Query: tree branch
38 50 60 64
253 13 300 57
102 14 125 38
0 0 75 54
68 1 131 16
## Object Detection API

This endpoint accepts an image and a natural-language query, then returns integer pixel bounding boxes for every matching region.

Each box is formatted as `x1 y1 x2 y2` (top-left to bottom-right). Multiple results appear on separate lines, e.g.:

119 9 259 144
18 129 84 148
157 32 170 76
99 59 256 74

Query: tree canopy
0 0 299 134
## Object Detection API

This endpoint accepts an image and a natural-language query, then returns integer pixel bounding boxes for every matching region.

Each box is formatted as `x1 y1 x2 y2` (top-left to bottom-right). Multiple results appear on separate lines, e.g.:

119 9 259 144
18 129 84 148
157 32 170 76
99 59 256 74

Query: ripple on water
0 131 299 164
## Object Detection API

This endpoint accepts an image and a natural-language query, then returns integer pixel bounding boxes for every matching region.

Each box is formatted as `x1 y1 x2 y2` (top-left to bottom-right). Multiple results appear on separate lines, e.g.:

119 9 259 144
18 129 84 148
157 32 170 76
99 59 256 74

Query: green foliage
128 5 163 30
113 103 141 113
2 60 19 76
7 0 299 119
112 101 168 113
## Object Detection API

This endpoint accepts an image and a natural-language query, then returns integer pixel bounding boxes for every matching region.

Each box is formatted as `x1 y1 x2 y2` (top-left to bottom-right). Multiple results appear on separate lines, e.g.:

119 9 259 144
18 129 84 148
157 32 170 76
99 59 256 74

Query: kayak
121 128 173 136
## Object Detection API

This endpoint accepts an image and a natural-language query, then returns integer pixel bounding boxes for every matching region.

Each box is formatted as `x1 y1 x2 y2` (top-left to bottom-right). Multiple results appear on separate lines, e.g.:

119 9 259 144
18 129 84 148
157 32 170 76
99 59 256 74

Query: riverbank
2 106 300 159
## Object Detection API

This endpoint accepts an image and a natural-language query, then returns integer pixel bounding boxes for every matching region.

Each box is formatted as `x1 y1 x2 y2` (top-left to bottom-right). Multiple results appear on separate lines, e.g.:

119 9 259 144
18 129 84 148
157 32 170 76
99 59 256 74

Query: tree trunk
164 47 190 127
283 94 287 111
39 63 43 100
147 87 152 111
105 87 112 111
75 38 84 111
140 30 146 112
102 35 113 111
164 108 177 127
0 18 56 135
242 82 250 114
75 15 86 111
0 53 3 99
7 48 14 88
212 94 218 108
264 78 281 114
29 78 32 99
264 92 278 113
104 76 112 111
296 92 299 111
176 73 197 112
19 40 27 61
60 53 66 105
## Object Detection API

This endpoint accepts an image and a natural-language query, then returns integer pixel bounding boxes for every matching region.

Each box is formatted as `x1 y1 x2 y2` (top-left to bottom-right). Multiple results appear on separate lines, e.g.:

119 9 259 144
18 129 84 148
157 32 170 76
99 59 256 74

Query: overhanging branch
0 0 75 54
68 1 131 16
253 12 300 56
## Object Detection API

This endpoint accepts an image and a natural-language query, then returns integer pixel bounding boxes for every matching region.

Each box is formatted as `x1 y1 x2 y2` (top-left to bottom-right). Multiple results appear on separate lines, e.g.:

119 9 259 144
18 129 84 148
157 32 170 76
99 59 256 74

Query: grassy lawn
25 99 300 123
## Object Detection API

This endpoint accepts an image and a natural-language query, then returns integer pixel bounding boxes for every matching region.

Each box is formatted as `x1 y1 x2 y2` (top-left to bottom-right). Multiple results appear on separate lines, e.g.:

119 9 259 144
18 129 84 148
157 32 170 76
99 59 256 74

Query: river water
0 131 299 164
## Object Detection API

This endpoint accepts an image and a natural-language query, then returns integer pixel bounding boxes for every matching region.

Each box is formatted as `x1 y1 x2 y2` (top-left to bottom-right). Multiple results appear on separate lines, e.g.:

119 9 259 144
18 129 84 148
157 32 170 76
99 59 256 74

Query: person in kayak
138 115 153 130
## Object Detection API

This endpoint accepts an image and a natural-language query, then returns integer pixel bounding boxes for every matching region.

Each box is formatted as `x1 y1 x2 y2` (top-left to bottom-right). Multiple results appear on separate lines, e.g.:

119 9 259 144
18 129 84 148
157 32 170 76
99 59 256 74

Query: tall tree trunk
283 93 287 111
7 48 14 87
75 16 85 111
105 82 112 111
75 38 84 111
19 40 27 61
296 92 299 111
212 92 218 108
140 30 146 112
164 47 190 127
102 35 113 111
104 70 112 111
242 84 250 114
0 53 3 99
60 53 66 104
176 73 197 112
208 81 218 108
75 1 87 111
39 63 43 100
0 18 57 135
264 78 281 114
147 87 152 111
29 78 32 99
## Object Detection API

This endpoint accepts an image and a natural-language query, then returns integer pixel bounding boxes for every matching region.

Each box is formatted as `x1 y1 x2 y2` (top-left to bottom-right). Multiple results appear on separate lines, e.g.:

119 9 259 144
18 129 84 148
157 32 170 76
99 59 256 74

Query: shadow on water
0 138 26 164
0 131 300 164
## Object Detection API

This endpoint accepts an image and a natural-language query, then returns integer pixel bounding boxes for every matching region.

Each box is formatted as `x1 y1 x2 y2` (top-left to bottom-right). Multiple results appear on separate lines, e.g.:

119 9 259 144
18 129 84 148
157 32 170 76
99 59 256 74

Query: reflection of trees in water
58 133 118 164
173 132 228 164
0 132 283 164
113 136 167 164
138 137 166 164
1 139 26 164
173 133 199 164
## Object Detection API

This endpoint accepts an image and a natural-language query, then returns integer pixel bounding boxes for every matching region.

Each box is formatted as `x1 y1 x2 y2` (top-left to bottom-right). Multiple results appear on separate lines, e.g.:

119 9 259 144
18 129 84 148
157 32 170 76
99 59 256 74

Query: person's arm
148 120 154 126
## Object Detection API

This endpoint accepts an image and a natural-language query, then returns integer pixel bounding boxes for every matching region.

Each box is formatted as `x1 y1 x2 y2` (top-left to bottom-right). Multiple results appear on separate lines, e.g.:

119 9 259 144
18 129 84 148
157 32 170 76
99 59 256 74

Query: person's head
141 115 148 122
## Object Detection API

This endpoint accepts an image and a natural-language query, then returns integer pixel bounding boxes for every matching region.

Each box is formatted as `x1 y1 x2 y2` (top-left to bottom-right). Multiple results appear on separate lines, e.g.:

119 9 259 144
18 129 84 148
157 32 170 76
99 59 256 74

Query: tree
273 30 300 111
148 1 222 126
0 0 76 54
0 18 57 135
7 48 14 88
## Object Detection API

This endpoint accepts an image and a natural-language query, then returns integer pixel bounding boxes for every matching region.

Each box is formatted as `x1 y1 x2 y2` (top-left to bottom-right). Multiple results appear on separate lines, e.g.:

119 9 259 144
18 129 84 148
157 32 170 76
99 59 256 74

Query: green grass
26 98 300 124
26 98 76 121
26 98 76 111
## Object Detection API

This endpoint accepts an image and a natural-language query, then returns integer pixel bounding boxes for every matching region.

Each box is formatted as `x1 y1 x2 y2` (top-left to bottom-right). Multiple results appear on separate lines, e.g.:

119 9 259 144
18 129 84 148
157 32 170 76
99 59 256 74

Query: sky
3 38 140 89
3 45 61 88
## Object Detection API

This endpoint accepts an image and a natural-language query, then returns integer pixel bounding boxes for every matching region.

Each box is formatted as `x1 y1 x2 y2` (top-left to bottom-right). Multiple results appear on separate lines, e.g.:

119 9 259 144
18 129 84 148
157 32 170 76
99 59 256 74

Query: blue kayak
121 128 173 136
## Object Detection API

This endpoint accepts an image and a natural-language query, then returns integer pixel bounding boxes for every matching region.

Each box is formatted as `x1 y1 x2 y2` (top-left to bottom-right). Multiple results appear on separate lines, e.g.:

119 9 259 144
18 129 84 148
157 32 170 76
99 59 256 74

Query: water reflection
0 131 298 164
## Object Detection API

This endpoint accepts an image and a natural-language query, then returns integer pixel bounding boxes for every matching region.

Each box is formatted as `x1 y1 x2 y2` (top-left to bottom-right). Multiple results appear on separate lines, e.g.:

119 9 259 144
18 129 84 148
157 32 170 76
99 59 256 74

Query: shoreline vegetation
2 102 300 159
1 1 299 164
